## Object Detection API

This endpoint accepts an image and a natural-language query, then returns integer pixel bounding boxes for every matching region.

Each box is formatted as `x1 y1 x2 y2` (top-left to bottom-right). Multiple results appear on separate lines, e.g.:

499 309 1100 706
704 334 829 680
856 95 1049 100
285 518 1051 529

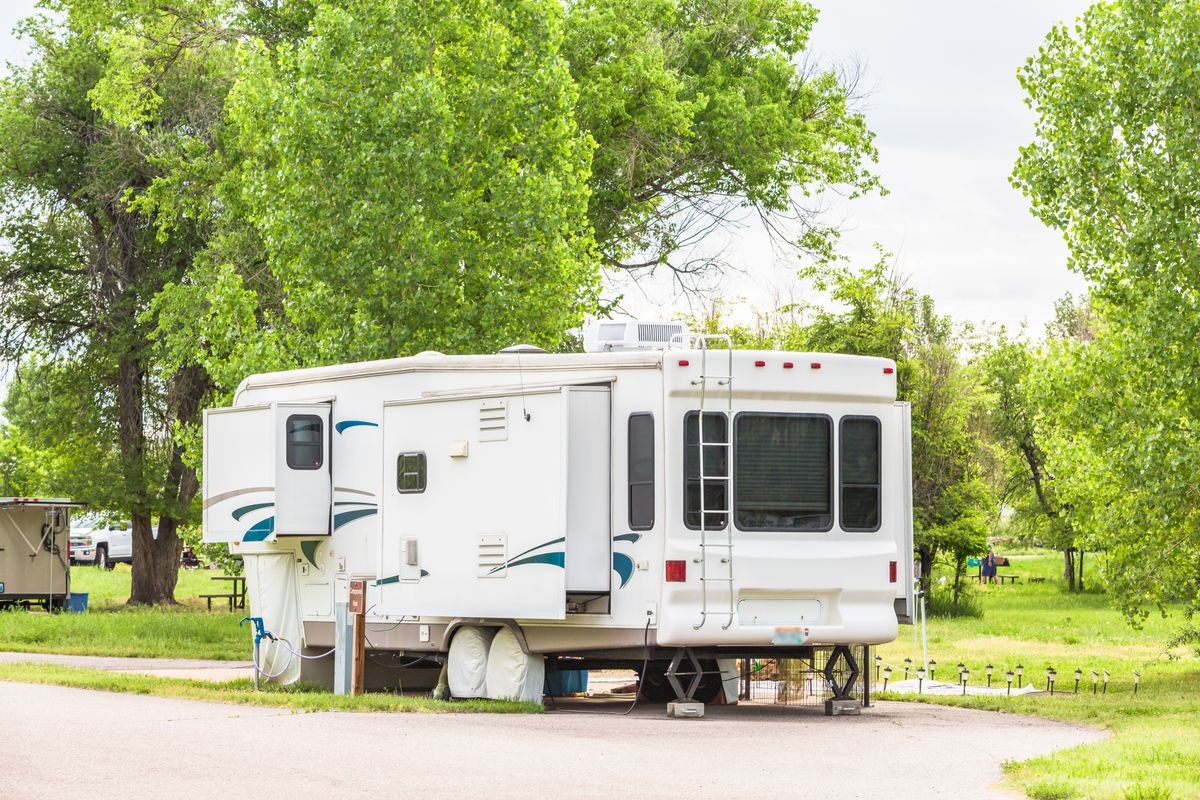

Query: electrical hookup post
334 578 367 696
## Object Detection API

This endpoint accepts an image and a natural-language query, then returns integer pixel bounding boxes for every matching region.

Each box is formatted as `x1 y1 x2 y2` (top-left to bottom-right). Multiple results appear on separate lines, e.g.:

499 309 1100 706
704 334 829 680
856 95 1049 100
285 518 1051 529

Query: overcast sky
0 0 1092 336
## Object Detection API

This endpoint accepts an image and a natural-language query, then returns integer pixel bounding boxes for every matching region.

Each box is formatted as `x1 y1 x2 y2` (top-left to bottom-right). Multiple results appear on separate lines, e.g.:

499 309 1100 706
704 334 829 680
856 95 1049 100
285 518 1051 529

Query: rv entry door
274 403 332 536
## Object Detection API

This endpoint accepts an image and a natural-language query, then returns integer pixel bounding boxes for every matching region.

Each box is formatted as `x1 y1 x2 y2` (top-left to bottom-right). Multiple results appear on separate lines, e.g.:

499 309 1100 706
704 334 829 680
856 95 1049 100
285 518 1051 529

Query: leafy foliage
1014 0 1200 620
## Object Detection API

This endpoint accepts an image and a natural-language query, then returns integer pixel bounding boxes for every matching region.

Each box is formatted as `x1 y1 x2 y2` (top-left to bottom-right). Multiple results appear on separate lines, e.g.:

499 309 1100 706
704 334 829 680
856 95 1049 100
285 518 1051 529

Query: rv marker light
665 560 686 582
889 561 897 583
783 362 794 369
883 366 895 374
678 359 689 367
754 360 765 367
810 362 821 369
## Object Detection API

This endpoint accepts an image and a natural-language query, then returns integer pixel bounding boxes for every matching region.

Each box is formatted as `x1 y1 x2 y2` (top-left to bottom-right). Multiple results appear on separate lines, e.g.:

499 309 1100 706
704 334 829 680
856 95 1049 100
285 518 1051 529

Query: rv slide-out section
375 385 611 619
203 402 332 543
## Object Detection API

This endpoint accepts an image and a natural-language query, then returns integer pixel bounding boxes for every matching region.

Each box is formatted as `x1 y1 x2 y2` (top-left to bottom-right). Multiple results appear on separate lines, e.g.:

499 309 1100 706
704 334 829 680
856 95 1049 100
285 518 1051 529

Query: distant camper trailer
203 325 915 710
0 497 86 610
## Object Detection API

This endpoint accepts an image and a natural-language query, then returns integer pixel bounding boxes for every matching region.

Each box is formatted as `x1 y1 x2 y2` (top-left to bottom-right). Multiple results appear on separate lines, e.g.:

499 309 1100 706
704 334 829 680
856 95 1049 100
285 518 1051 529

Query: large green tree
0 8 227 603
1014 0 1200 619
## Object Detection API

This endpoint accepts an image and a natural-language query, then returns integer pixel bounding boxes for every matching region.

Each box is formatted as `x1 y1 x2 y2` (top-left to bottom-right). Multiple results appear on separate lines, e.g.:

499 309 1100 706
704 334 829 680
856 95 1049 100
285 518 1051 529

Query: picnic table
200 575 246 611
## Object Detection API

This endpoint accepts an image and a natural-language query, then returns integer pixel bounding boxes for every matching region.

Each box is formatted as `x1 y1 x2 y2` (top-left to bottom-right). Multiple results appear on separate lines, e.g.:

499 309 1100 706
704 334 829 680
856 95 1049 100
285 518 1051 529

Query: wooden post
349 579 366 695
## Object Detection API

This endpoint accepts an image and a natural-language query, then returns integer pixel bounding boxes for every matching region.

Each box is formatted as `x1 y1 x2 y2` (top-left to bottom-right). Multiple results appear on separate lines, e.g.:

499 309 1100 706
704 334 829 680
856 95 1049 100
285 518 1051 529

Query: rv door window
684 411 729 530
397 452 427 493
628 413 655 530
734 413 832 531
285 414 324 470
840 416 881 531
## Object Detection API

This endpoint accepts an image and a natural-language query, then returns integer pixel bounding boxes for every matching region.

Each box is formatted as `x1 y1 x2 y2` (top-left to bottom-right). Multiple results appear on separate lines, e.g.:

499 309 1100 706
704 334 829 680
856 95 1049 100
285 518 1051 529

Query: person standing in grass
981 547 998 585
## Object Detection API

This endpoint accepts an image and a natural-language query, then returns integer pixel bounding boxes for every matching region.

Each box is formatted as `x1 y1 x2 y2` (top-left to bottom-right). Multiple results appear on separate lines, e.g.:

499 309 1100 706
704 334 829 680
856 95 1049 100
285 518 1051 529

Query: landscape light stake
1074 668 1082 694
1103 669 1109 694
875 655 882 682
1005 670 1014 696
1046 666 1057 695
986 664 994 688
1133 671 1141 695
917 667 925 695
1016 663 1024 687
903 657 912 681
1091 670 1099 695
883 666 892 692
929 660 937 681
960 668 970 695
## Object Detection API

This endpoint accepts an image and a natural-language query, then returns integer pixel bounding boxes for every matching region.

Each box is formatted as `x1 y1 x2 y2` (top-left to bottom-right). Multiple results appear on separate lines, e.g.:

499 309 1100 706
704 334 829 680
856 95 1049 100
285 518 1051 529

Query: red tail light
889 561 897 583
665 560 687 582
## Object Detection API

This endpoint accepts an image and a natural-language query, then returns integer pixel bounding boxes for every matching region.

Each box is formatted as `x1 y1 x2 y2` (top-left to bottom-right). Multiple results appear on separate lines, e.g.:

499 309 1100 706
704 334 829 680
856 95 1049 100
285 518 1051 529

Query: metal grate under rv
737 647 868 707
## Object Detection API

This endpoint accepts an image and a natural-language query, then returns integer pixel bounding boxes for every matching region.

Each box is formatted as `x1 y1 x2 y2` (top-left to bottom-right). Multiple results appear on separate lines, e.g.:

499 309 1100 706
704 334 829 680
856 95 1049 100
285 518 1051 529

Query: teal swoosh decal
613 533 642 543
333 508 378 529
335 420 379 434
232 502 274 522
499 551 565 573
300 540 321 568
244 516 274 542
504 537 566 565
612 552 635 588
334 501 377 507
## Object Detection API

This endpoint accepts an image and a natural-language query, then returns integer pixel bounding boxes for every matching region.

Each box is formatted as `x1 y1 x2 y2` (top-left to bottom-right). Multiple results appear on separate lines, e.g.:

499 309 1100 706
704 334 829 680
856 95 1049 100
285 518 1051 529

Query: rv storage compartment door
274 403 333 536
203 404 275 543
377 389 577 619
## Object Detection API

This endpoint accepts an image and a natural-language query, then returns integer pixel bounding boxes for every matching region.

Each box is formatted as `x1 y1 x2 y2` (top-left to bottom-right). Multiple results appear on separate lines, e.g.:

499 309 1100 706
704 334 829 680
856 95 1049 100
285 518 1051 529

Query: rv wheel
637 659 722 704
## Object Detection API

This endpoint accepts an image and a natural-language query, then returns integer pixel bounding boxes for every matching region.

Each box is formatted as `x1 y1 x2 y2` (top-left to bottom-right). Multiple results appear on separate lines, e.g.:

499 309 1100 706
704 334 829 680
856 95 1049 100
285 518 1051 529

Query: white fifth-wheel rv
203 322 914 711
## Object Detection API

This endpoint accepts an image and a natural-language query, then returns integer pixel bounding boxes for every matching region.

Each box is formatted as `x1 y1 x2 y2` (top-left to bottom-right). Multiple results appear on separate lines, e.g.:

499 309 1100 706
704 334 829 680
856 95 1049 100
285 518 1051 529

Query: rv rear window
397 452 427 493
684 411 729 530
285 415 324 470
840 416 881 532
734 413 832 531
628 413 654 530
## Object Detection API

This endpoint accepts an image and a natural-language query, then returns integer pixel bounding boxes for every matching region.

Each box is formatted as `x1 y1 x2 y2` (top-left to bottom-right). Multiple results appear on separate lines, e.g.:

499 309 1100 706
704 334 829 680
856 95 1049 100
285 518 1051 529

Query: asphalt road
0 682 1104 799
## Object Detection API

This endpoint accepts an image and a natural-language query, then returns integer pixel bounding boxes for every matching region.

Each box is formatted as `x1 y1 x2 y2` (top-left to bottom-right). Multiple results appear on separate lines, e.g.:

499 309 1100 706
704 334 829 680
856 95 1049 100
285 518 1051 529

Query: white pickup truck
69 519 133 569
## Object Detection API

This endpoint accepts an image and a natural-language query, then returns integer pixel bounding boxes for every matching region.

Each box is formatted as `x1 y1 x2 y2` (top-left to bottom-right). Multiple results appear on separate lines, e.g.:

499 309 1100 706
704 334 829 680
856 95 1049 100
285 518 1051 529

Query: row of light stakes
874 658 1138 696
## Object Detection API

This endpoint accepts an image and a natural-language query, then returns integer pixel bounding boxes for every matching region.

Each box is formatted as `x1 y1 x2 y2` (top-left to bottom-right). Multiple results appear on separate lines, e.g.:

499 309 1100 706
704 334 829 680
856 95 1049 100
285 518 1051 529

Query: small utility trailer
203 324 915 714
0 497 86 610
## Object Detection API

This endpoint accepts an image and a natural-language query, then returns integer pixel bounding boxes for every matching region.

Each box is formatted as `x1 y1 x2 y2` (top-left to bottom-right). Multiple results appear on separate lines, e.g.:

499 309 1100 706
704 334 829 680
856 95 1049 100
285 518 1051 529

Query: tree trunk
1077 549 1085 592
1063 548 1076 592
918 543 936 597
130 514 182 605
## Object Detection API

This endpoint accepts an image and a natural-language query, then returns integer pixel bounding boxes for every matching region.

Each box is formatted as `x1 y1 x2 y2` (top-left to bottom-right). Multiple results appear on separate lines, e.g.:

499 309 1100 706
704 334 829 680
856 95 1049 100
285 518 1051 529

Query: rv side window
285 414 324 470
397 452 427 493
684 411 729 530
840 416 881 532
734 413 832 532
628 413 654 530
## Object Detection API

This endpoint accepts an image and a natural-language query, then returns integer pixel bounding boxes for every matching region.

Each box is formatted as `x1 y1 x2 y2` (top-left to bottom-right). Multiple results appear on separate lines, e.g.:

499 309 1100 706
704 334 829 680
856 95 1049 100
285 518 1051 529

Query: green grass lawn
877 549 1200 800
0 565 248 660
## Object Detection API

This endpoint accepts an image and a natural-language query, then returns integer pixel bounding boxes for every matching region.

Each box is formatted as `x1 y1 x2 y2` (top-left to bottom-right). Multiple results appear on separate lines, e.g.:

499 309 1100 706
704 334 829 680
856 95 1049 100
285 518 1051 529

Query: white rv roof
0 497 87 508
234 349 898 402
235 350 666 397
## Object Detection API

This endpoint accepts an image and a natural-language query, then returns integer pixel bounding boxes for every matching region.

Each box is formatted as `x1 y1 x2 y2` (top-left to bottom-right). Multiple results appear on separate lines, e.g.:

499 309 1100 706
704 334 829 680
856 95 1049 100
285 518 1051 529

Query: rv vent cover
582 319 688 353
478 534 507 577
479 399 508 442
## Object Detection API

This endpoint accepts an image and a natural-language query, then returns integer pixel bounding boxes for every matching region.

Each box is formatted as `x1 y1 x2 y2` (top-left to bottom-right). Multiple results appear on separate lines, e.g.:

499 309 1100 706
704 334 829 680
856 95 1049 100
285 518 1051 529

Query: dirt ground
0 680 1105 799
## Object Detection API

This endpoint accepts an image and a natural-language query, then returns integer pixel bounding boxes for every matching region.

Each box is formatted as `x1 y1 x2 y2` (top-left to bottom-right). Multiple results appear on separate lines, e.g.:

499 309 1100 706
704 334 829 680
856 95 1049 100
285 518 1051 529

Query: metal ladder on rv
689 334 736 630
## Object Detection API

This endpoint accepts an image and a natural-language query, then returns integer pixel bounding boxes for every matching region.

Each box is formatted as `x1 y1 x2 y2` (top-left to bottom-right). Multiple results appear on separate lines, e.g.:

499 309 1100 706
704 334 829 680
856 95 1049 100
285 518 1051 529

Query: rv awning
0 497 88 509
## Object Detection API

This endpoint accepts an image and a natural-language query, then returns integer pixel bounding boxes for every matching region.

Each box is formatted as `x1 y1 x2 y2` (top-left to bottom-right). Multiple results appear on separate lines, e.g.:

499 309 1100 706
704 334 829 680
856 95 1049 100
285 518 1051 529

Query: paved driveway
0 682 1104 799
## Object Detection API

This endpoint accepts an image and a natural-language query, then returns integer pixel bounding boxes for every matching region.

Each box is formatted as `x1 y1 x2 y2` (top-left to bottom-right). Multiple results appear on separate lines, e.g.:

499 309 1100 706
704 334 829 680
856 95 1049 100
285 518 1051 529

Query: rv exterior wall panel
563 386 611 593
203 404 275 543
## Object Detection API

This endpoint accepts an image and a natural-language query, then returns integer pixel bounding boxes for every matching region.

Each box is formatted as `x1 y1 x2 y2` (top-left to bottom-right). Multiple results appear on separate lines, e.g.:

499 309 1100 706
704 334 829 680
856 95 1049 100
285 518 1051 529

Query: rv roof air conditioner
582 320 688 353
